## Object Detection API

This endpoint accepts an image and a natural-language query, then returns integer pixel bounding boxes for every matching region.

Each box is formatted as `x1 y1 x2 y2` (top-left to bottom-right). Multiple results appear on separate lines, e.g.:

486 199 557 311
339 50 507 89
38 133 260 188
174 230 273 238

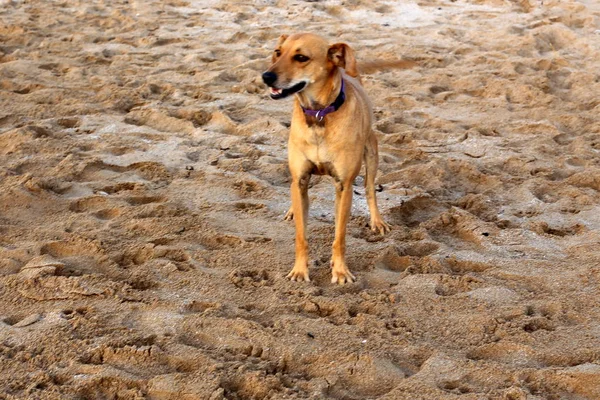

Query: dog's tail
358 59 416 74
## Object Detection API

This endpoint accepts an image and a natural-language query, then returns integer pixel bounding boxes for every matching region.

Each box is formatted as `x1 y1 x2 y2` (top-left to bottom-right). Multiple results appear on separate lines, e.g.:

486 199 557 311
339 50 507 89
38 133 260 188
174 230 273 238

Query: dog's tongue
270 88 282 95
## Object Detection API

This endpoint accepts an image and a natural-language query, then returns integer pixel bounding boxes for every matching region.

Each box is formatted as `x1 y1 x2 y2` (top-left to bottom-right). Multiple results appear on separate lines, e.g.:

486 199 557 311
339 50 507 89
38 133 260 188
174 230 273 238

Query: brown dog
262 33 411 284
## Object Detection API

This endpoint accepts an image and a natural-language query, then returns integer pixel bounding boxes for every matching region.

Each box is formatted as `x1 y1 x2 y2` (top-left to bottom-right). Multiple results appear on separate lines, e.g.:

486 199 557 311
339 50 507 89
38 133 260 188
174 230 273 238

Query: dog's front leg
287 173 311 282
331 179 356 284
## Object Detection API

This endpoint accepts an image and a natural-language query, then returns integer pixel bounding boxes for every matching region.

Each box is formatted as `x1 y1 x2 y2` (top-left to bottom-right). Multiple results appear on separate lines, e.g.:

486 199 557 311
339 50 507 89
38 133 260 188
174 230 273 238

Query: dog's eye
274 49 282 57
293 54 310 63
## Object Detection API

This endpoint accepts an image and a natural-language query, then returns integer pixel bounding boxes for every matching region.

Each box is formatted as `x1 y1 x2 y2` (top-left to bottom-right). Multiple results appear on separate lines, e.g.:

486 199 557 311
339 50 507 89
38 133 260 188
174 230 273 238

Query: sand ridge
1 0 600 399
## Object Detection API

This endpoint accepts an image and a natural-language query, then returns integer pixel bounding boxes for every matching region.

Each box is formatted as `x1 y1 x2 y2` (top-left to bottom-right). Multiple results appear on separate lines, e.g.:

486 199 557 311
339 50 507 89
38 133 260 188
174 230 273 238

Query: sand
1 0 600 399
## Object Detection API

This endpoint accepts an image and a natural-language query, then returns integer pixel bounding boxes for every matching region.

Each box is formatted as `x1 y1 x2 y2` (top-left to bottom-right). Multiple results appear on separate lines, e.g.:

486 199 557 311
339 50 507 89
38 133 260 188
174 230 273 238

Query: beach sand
1 0 600 398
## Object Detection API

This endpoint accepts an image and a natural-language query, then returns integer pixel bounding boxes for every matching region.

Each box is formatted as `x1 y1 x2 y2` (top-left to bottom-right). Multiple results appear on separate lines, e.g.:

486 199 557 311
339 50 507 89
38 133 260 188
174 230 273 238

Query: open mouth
269 81 306 99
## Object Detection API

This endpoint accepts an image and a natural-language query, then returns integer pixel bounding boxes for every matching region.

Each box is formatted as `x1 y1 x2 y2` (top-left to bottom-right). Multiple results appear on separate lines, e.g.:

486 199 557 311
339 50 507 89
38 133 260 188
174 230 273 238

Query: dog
262 33 413 284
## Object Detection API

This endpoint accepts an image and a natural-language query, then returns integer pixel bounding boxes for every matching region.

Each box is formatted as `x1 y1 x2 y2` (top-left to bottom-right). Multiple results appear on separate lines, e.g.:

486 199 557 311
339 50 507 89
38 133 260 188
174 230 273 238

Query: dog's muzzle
262 71 277 86
261 71 306 100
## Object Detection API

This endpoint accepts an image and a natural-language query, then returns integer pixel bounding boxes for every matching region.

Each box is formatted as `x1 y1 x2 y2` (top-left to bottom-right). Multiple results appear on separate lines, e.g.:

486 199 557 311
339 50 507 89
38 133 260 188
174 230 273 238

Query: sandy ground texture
1 0 600 399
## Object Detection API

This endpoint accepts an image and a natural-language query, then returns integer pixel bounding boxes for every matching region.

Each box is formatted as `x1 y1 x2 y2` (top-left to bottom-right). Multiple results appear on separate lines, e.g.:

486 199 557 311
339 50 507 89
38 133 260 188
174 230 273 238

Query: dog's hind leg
284 207 293 221
364 133 391 235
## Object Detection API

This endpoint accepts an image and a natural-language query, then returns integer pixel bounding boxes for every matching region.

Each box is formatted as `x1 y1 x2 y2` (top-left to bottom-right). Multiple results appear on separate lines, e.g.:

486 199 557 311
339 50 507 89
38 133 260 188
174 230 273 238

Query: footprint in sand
69 195 113 213
388 195 449 228
75 161 171 183
229 268 273 288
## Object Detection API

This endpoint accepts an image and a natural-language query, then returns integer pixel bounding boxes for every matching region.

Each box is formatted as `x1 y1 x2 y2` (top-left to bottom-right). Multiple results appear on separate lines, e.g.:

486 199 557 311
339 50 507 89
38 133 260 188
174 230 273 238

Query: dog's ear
328 43 358 77
276 34 289 47
272 34 289 62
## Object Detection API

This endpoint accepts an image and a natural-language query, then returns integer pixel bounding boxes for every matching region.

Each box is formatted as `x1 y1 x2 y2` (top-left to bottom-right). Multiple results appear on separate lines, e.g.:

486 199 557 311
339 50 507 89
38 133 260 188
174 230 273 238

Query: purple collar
301 79 346 121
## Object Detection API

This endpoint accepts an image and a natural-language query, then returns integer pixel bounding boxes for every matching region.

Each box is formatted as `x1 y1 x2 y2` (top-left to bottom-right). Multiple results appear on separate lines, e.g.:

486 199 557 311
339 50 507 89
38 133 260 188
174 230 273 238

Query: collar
301 79 346 122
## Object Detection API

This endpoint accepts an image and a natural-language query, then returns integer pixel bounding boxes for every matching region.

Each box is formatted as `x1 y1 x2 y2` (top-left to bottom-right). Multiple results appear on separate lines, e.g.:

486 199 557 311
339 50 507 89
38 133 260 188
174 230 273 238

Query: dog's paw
330 261 356 285
370 217 391 235
287 266 310 282
283 207 294 221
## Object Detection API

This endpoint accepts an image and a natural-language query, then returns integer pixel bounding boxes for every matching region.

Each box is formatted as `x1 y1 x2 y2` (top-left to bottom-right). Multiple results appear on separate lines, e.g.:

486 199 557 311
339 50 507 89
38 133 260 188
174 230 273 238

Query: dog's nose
262 71 277 86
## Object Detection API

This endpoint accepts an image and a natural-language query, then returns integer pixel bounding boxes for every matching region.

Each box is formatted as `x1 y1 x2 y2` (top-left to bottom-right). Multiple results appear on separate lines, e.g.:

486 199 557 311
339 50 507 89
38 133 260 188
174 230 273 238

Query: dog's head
262 33 357 100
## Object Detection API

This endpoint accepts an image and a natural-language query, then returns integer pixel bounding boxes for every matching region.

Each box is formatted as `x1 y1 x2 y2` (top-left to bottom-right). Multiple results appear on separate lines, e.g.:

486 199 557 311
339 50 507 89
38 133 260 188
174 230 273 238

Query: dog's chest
303 126 334 165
